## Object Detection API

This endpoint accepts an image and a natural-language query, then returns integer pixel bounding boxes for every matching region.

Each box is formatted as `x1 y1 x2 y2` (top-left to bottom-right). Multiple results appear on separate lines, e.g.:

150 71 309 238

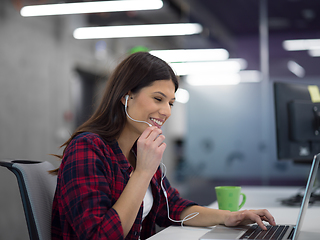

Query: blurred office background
1 0 320 239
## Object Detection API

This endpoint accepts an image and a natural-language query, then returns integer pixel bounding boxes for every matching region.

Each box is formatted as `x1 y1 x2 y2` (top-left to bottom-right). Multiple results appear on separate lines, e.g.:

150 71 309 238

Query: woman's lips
150 117 164 128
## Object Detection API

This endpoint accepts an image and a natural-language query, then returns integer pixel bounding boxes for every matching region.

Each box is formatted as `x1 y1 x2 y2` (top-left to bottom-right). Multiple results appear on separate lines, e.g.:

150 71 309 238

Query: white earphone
124 95 152 127
124 94 199 225
125 94 130 106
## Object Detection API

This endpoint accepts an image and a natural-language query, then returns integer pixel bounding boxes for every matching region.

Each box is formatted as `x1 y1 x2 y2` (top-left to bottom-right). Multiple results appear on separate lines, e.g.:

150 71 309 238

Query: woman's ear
120 91 132 106
120 95 127 106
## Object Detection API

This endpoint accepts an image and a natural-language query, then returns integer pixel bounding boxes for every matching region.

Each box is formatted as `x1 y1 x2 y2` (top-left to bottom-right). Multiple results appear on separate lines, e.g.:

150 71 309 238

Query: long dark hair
51 52 178 173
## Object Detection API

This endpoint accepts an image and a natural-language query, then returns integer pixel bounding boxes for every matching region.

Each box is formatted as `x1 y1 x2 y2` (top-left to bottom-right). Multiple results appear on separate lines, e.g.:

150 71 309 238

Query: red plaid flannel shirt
51 132 197 240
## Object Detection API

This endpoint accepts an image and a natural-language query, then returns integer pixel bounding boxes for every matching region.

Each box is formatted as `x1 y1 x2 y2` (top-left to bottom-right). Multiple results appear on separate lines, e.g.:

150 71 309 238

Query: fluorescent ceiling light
175 88 190 104
186 74 241 86
287 60 305 78
149 49 229 62
169 59 247 76
21 0 163 17
308 48 320 57
73 23 202 39
186 70 261 86
283 39 320 51
238 70 261 82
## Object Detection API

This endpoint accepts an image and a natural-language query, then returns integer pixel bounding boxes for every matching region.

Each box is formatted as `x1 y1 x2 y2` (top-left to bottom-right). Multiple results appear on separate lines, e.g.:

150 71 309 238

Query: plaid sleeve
59 135 124 240
155 171 198 227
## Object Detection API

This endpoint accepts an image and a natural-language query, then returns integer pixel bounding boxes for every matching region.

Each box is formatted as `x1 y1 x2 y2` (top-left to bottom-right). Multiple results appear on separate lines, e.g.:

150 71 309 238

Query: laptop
199 153 320 240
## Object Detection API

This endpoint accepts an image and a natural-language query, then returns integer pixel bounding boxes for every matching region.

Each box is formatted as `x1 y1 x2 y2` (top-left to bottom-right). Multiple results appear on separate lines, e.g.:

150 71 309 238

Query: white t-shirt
142 185 153 221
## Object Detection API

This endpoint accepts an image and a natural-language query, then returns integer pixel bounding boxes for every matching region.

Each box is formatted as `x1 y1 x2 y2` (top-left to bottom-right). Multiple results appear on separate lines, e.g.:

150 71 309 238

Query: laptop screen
292 154 320 240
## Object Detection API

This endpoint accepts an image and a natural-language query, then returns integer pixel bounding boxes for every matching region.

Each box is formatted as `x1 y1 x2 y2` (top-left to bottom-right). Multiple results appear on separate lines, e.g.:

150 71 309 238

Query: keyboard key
240 225 258 239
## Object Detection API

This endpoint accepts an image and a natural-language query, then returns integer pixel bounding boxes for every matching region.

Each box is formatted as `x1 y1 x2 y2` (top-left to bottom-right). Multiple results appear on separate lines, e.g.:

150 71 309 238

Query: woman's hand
113 126 166 237
136 126 166 178
224 209 276 230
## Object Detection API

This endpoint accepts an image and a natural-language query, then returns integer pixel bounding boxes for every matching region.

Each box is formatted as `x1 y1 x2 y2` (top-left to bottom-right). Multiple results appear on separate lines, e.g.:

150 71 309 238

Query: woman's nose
159 103 171 117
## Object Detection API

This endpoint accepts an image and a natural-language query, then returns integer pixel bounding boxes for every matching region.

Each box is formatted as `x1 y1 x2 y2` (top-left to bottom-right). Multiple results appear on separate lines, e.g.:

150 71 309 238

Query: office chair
0 160 57 240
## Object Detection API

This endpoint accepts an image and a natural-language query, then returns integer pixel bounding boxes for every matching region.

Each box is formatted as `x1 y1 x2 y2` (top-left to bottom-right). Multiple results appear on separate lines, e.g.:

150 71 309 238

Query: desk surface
147 186 320 240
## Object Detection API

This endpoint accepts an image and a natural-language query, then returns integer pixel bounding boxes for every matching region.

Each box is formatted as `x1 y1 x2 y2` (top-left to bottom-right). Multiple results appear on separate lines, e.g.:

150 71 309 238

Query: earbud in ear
125 95 129 108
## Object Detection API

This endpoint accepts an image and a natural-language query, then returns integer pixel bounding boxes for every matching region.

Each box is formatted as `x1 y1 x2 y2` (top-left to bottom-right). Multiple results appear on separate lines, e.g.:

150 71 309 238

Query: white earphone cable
125 95 152 127
125 95 199 226
160 162 199 227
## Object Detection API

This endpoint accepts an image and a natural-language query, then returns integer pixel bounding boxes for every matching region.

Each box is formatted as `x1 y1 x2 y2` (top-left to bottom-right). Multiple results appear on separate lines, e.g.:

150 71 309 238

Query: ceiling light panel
73 23 203 39
21 0 163 17
149 49 229 62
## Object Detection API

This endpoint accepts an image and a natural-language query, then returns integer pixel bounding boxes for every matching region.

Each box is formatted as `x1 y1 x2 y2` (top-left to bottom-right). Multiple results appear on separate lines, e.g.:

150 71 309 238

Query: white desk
147 187 320 240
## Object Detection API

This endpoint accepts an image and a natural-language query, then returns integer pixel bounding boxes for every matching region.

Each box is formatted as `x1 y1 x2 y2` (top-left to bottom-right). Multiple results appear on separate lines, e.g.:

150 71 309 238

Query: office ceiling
16 0 320 35
78 0 320 35
15 0 320 78
186 0 320 79
86 0 320 78
197 0 320 36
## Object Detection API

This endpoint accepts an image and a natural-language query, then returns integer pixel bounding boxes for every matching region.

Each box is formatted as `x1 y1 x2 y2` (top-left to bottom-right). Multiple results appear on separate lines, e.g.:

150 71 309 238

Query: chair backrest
0 160 57 240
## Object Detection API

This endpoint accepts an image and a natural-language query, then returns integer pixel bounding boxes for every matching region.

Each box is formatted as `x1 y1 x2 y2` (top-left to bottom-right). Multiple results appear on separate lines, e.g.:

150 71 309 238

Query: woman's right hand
136 126 166 178
113 126 166 237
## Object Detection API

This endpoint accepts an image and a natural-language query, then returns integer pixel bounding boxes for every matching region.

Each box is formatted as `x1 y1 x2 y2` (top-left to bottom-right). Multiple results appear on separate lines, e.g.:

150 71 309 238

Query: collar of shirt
108 140 136 175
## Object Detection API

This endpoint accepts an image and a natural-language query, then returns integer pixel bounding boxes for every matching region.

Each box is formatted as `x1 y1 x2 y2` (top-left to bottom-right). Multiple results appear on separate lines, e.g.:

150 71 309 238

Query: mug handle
239 193 246 210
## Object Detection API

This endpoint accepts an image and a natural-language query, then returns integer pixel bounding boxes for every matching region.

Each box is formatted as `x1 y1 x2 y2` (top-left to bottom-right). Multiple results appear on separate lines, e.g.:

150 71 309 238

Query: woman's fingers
225 209 276 231
256 209 276 226
140 126 162 138
246 211 268 230
136 126 166 175
139 126 165 148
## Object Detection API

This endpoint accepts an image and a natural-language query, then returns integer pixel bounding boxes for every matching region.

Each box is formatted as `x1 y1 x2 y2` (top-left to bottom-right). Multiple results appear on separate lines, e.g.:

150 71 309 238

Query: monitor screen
274 82 320 162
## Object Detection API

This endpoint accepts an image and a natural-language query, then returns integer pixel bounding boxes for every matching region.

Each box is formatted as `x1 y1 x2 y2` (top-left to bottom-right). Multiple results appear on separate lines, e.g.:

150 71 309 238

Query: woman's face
125 79 176 134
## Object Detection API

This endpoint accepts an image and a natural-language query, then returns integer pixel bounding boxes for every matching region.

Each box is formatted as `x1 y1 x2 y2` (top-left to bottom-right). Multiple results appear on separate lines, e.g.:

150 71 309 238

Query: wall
0 1 114 239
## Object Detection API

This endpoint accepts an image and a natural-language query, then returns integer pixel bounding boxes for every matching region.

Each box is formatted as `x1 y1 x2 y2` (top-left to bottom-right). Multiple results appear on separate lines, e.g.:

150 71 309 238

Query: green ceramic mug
215 186 246 212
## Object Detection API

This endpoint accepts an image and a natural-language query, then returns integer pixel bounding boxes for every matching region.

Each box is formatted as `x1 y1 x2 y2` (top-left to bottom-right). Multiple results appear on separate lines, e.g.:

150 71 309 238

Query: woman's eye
154 97 174 107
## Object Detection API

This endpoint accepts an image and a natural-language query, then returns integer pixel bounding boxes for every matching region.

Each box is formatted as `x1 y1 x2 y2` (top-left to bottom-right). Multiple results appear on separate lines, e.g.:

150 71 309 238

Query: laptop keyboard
239 224 294 240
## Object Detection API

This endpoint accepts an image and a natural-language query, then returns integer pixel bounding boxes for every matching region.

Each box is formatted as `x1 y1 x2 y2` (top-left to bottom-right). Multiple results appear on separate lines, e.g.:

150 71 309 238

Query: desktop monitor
274 82 320 162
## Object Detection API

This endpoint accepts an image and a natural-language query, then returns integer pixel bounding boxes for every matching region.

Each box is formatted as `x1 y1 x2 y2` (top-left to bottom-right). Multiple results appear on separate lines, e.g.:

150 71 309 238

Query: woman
51 52 275 240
